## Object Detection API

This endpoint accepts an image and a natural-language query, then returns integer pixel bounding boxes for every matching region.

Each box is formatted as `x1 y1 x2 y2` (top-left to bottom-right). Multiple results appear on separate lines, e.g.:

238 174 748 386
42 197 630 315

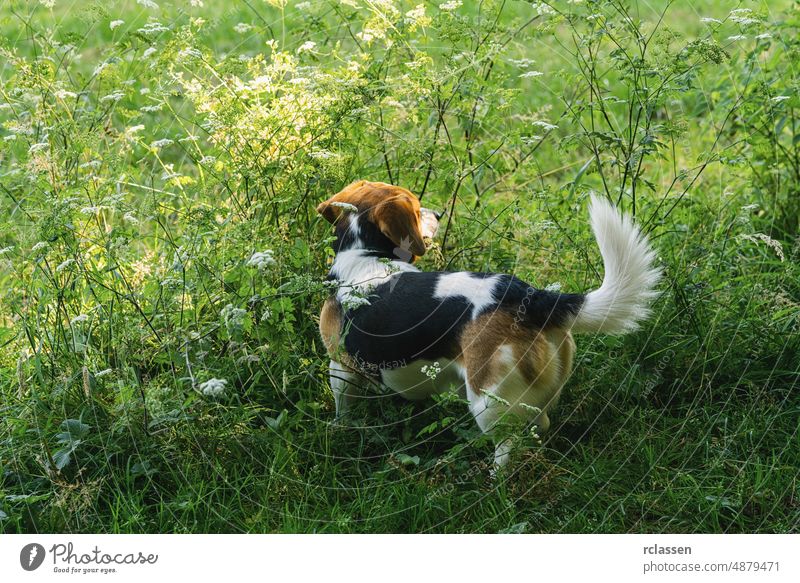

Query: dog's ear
317 181 366 224
372 196 426 258
316 200 339 224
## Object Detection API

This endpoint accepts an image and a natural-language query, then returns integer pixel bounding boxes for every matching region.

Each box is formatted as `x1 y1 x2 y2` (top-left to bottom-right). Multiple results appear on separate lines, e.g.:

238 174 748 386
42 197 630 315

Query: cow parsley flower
110 20 125 30
297 41 316 54
150 138 174 149
247 250 276 271
439 0 462 11
221 304 248 335
421 362 442 380
199 378 227 397
56 259 76 272
70 314 89 324
341 294 371 311
329 201 358 213
532 120 558 131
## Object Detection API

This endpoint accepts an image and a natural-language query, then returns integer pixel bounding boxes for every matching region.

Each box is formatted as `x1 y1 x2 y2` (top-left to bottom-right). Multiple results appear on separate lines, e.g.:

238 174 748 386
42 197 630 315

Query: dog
317 180 660 467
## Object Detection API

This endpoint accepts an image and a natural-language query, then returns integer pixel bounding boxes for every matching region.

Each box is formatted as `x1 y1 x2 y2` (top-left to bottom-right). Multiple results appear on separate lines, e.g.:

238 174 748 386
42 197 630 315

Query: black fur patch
336 271 584 372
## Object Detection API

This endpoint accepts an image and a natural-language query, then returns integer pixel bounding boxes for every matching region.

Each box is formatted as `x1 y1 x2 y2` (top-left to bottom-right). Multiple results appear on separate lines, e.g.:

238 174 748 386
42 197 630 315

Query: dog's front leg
328 360 362 419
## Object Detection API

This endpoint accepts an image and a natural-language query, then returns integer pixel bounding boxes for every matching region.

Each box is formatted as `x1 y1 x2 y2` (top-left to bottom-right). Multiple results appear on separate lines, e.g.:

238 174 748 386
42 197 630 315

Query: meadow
0 0 798 533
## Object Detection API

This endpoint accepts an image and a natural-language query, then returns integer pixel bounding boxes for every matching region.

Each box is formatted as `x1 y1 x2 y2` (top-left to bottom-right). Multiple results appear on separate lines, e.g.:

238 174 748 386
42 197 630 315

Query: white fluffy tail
571 195 661 334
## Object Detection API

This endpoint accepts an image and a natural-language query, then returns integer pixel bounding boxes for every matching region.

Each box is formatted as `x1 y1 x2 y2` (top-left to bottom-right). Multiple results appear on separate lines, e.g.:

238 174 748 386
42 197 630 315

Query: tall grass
0 0 798 533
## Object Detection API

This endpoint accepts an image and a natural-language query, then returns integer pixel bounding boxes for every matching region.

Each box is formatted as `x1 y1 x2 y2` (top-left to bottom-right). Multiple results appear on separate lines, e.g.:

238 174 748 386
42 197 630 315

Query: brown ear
373 198 426 258
316 200 340 224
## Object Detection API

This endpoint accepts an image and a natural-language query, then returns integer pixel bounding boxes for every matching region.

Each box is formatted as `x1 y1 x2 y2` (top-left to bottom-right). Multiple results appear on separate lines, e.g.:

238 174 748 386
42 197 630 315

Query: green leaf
395 453 420 467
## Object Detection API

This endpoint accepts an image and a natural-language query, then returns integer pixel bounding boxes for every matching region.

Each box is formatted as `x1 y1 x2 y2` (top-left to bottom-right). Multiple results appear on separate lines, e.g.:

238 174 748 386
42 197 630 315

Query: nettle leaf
394 453 420 467
265 409 287 431
57 419 90 443
53 448 73 471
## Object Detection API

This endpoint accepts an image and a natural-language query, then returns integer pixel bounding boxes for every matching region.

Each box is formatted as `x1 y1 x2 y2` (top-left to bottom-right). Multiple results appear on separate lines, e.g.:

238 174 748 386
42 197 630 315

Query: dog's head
317 180 440 261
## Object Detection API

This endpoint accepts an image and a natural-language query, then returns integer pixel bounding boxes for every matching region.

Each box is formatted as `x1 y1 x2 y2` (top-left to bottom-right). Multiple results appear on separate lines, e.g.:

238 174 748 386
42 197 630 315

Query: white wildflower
755 33 772 40
40 0 55 8
123 212 139 224
28 142 49 153
199 378 227 397
439 0 462 11
190 0 204 6
510 58 536 68
520 70 544 78
80 206 101 215
771 95 790 103
329 201 358 213
143 47 158 58
140 104 162 113
532 120 558 131
405 4 430 28
545 282 562 292
137 0 159 9
126 124 146 135
100 90 125 103
32 241 49 252
700 17 721 24
296 1 311 10
179 48 202 59
727 35 747 41
138 22 169 35
94 368 114 378
221 304 248 335
110 20 125 30
55 89 78 100
56 259 76 272
150 138 174 149
341 294 371 311
421 361 442 380
0 246 14 256
531 2 556 15
70 314 89 324
247 250 276 271
233 23 252 34
297 41 316 54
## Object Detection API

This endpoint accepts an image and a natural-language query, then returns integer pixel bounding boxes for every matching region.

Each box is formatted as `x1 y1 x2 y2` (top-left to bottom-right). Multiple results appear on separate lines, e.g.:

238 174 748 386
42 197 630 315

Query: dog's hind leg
461 313 566 468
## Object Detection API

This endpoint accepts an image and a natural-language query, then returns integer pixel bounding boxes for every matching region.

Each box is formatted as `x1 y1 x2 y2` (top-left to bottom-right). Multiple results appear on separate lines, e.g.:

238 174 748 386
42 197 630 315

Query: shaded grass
1 0 799 534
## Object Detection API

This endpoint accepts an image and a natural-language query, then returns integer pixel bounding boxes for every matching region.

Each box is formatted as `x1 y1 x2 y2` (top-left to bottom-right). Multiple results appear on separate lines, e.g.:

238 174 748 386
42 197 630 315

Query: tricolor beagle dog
317 180 660 467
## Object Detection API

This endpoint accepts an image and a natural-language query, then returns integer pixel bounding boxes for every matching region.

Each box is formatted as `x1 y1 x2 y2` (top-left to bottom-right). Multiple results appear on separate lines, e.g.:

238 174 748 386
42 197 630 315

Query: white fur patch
330 249 417 305
434 272 500 319
380 358 465 400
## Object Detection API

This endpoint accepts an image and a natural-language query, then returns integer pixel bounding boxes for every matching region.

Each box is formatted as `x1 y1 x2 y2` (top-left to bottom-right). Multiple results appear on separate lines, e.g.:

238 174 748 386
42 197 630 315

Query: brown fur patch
316 180 426 257
459 312 573 398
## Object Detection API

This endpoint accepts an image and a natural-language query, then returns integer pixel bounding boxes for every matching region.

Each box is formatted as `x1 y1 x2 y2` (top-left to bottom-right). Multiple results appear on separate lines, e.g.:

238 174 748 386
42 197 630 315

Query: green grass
1 0 798 533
